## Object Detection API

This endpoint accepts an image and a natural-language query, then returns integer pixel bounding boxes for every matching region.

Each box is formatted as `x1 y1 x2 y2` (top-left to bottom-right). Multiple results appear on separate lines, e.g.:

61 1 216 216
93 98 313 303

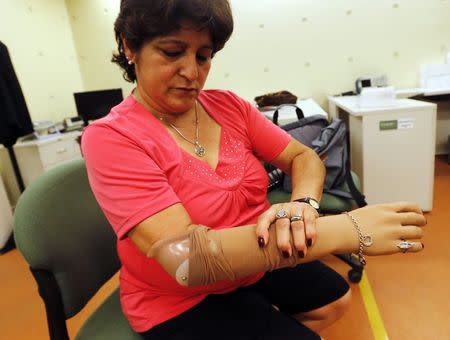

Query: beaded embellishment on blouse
183 129 245 187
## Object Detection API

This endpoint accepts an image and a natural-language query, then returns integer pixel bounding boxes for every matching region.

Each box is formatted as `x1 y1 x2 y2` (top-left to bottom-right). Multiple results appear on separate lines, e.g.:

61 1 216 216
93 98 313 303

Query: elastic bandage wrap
148 225 301 287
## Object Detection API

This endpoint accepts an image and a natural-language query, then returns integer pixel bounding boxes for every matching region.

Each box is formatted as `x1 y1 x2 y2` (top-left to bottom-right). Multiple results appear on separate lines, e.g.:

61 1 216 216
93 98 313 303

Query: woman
81 1 426 339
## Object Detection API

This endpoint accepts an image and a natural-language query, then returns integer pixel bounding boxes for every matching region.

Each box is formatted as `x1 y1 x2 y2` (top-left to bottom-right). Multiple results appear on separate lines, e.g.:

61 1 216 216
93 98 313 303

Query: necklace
158 101 206 157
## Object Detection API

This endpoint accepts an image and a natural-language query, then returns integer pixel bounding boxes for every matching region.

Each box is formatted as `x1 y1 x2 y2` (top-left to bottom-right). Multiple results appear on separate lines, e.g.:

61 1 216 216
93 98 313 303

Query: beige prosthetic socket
148 224 303 287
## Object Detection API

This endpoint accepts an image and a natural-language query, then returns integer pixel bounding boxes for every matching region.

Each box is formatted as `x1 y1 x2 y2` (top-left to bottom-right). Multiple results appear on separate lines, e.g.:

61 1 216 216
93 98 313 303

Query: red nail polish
307 239 312 247
282 251 290 258
258 237 265 248
298 250 305 258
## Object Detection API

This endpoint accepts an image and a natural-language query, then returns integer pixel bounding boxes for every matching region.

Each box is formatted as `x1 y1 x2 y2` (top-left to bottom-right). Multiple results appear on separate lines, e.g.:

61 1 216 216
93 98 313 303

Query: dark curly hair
112 0 234 83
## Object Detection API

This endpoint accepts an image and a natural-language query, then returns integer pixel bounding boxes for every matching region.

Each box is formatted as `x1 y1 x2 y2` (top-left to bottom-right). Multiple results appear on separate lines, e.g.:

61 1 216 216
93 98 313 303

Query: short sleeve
231 93 291 162
81 124 180 239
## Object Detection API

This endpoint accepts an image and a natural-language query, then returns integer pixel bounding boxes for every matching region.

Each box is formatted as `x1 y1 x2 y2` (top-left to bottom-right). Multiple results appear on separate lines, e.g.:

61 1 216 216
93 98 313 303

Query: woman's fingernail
282 251 290 258
422 243 425 249
258 237 265 248
298 250 305 258
307 239 312 247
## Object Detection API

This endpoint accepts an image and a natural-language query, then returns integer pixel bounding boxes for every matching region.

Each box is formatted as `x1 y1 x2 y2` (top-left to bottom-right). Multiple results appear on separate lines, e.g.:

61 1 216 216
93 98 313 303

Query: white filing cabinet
328 96 437 211
0 131 82 207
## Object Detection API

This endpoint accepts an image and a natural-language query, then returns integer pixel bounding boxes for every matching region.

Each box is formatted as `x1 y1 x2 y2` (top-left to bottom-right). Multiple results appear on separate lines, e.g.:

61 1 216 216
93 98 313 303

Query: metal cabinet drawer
38 138 81 168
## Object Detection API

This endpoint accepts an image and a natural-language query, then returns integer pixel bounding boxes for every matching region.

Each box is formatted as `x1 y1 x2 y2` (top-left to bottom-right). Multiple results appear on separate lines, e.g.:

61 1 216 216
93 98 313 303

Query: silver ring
275 208 289 220
290 214 303 222
397 240 414 253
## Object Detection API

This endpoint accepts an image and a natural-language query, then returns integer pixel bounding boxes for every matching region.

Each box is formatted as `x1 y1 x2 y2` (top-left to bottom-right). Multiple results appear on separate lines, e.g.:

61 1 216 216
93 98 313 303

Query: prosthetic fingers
147 225 305 287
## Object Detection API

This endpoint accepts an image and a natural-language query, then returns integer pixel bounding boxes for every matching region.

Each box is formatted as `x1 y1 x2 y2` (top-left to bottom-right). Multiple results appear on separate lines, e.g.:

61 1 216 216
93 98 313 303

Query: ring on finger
397 240 415 253
275 208 289 220
290 214 303 222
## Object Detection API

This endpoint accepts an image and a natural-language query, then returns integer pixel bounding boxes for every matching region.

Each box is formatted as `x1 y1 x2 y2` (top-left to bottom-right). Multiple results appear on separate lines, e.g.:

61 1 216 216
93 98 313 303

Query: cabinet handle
56 148 67 154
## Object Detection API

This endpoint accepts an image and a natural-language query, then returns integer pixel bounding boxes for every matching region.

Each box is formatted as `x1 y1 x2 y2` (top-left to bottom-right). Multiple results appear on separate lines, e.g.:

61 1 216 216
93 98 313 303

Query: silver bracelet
343 212 373 266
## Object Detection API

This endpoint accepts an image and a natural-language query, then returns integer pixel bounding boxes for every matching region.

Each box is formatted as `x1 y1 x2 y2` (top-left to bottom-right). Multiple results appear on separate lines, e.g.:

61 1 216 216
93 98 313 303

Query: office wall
212 0 450 106
1 0 449 122
65 0 134 96
0 0 83 123
65 0 450 107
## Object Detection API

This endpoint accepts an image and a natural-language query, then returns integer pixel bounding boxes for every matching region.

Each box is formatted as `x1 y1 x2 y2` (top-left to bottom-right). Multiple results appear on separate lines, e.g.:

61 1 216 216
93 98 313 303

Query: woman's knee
297 288 352 321
323 288 352 320
332 289 352 318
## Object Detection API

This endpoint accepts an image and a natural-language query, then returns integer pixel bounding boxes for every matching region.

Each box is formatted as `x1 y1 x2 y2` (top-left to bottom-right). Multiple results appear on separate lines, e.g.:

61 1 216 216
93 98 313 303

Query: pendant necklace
158 101 206 157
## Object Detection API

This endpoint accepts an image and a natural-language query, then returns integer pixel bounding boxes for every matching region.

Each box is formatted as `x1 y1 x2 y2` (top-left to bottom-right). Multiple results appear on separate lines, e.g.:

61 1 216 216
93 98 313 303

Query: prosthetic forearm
148 215 357 287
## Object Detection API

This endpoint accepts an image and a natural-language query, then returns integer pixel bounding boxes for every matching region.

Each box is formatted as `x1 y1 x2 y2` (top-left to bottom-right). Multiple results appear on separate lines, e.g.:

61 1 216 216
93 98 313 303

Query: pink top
81 89 291 332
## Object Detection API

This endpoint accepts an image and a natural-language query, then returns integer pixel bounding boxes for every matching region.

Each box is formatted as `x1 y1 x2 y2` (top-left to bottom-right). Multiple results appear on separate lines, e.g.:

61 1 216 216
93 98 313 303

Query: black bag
267 107 366 207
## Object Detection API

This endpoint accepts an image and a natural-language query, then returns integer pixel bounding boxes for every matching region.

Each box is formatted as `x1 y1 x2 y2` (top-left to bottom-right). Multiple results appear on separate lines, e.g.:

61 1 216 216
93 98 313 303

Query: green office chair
267 171 365 283
13 159 141 340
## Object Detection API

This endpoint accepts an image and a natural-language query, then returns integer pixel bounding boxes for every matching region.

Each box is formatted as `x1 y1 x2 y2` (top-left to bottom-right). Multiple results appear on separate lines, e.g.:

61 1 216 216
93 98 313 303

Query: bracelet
343 212 373 266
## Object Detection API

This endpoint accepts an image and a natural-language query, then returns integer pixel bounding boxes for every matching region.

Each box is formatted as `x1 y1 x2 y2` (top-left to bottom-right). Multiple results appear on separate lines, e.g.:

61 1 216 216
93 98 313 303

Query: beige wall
210 0 450 106
65 0 134 95
0 0 83 123
65 0 450 108
2 0 450 122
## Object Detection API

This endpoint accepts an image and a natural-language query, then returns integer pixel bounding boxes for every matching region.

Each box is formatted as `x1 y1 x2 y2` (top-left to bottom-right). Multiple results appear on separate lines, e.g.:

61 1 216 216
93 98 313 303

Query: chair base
334 254 364 283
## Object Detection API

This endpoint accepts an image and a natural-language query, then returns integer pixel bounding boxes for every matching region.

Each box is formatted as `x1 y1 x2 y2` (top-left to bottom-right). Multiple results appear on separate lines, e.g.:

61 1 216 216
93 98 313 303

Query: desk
0 130 82 207
396 88 450 155
328 96 436 211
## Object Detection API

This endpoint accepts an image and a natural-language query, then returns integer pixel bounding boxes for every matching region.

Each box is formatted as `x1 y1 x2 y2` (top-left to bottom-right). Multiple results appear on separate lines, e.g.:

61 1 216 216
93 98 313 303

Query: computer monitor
74 88 123 126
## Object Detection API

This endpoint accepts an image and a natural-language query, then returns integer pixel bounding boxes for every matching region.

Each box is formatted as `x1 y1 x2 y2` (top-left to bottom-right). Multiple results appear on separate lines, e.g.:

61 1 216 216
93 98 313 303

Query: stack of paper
420 64 450 89
358 86 396 108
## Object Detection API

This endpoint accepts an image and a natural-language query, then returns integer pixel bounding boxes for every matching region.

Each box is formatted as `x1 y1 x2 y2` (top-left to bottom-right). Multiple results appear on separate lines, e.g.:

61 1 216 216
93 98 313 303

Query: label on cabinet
379 119 415 131
379 120 398 130
398 118 415 129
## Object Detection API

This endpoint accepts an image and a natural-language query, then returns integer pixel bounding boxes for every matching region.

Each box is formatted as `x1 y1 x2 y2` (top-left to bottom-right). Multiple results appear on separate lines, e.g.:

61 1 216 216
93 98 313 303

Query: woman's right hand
345 201 426 256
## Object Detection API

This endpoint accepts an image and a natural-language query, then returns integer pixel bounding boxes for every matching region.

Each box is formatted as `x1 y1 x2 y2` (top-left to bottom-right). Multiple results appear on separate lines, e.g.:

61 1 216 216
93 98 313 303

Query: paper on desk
358 86 396 108
420 64 450 89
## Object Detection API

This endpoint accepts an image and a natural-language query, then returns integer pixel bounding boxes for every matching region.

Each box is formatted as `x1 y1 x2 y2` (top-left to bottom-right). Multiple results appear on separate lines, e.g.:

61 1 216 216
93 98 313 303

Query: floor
0 156 449 340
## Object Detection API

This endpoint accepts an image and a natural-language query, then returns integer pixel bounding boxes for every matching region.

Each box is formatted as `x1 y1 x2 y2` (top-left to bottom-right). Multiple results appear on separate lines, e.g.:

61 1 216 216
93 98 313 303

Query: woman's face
127 24 213 115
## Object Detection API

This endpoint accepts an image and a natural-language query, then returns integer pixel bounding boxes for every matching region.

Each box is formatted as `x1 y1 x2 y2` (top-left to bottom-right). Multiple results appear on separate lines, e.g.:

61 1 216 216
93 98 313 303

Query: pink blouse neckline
128 92 225 172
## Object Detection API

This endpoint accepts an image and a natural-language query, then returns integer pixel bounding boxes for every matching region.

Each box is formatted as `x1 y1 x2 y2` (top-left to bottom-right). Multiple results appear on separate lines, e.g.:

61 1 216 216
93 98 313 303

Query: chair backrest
14 159 120 318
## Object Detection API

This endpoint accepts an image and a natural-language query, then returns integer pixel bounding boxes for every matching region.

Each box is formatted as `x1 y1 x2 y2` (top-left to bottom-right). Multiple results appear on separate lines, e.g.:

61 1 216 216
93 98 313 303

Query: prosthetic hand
147 202 426 287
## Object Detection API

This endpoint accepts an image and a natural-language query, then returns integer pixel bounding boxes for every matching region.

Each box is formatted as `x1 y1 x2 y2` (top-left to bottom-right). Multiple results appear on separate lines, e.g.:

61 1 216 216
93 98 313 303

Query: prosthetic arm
148 216 356 287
